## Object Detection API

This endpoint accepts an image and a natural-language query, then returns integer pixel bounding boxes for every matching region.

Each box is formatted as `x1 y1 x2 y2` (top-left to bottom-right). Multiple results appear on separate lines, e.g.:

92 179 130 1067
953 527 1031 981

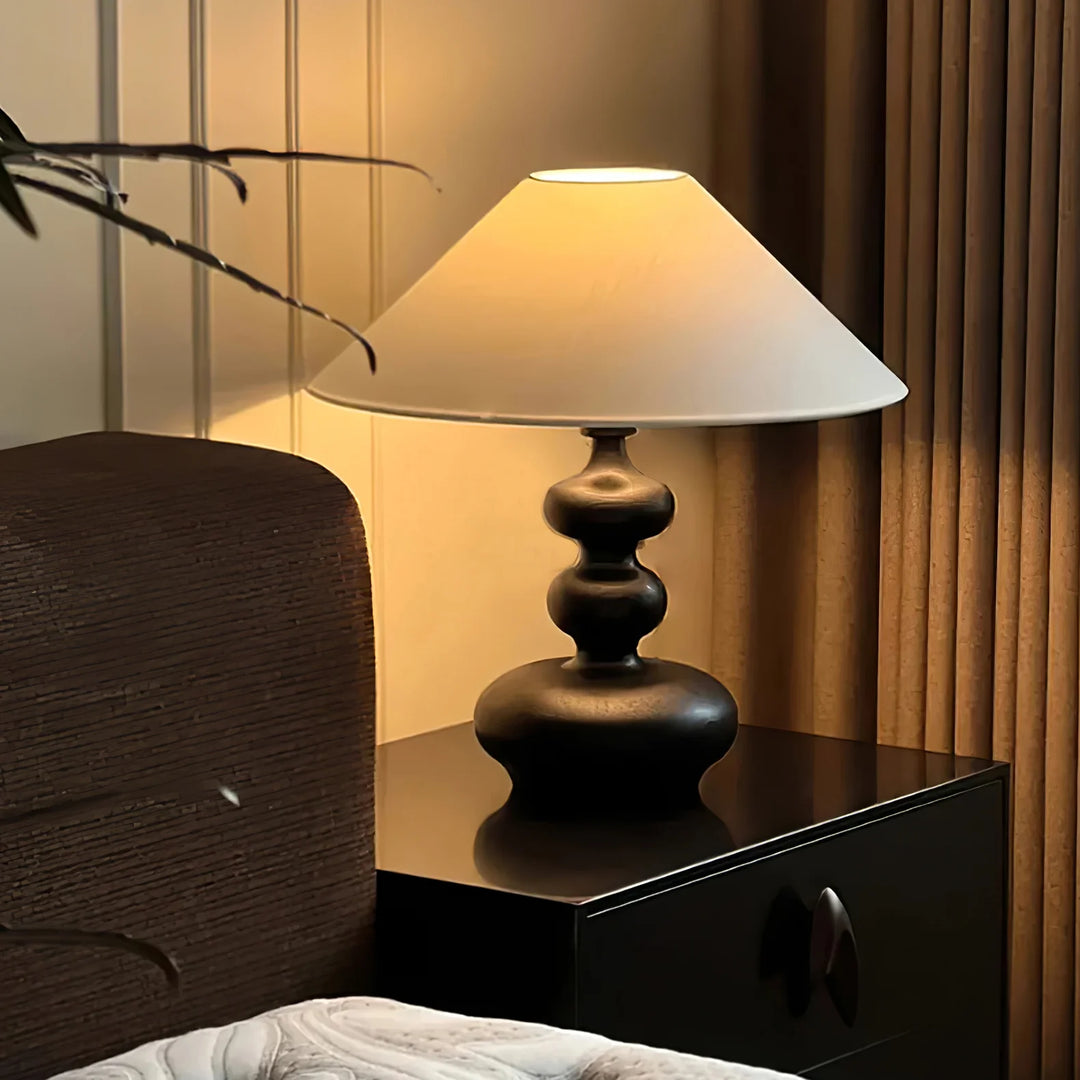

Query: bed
1 433 793 1080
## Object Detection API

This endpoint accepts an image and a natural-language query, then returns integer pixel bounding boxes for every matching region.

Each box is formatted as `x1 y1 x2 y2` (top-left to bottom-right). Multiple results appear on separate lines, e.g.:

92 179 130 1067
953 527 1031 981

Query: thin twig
15 174 377 370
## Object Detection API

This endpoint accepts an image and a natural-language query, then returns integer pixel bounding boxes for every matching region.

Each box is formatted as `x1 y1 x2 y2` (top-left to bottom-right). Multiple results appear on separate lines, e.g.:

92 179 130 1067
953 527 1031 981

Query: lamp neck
542 428 672 667
580 427 638 464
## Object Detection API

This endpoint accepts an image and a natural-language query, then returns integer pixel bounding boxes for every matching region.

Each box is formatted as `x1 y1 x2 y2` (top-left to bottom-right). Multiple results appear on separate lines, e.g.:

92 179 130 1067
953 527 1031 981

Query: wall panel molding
98 0 124 431
189 0 210 438
285 0 302 454
115 0 196 436
204 0 290 451
367 0 387 320
366 0 389 741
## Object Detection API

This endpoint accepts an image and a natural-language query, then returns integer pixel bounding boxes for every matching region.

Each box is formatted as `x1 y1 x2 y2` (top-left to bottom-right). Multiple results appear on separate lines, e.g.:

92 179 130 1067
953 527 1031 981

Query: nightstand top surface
376 721 1003 905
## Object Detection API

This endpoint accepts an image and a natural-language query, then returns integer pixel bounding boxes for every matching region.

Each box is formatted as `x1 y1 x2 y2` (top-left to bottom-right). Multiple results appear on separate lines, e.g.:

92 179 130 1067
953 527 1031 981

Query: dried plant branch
21 139 436 188
205 160 248 202
15 174 377 370
0 104 28 142
4 144 246 206
0 104 423 368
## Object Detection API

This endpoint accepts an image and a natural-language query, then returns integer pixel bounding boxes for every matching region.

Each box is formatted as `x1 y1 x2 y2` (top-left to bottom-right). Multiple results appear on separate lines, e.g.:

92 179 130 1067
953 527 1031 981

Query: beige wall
0 2 106 450
0 0 721 742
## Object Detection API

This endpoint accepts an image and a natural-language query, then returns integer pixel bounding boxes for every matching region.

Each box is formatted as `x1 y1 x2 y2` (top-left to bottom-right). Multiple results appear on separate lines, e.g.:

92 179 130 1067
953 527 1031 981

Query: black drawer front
577 781 1005 1079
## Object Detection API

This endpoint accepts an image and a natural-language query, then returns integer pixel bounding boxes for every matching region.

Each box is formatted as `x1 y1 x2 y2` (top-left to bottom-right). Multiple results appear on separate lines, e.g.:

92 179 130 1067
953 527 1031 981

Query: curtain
710 2 1080 1077
711 0 886 744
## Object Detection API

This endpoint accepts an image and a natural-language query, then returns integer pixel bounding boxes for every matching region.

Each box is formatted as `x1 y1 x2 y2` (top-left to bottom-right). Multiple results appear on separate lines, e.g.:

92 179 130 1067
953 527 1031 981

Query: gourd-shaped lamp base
474 428 738 817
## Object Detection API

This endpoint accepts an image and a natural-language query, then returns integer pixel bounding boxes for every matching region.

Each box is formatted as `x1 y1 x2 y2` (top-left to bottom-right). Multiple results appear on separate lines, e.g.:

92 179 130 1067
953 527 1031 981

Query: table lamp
309 167 907 816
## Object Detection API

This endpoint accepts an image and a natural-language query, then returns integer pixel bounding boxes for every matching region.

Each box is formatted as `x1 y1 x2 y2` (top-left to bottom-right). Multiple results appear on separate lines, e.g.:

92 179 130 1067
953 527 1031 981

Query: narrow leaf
16 174 376 371
6 153 127 207
0 105 28 143
206 160 248 202
0 160 36 236
35 150 125 208
7 142 255 203
0 922 180 988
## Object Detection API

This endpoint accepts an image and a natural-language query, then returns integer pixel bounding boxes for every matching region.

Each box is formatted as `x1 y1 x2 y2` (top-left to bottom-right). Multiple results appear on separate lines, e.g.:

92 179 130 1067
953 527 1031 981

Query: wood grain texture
0 433 376 1080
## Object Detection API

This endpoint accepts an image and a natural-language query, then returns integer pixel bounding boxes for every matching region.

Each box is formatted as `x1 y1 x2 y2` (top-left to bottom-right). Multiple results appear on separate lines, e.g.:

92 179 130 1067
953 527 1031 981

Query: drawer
576 780 1005 1079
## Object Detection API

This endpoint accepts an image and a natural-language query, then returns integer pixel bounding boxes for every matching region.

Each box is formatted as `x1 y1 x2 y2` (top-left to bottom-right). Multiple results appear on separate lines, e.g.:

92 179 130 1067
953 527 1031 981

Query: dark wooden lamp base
473 428 738 817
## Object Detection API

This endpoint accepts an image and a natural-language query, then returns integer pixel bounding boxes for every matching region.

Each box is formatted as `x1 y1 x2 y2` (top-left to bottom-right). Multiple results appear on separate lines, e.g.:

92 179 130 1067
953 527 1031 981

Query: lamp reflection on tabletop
473 799 734 902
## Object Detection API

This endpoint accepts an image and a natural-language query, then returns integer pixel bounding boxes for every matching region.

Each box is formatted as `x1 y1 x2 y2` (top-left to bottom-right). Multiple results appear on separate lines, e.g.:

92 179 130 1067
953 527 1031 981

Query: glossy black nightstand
375 722 1008 1080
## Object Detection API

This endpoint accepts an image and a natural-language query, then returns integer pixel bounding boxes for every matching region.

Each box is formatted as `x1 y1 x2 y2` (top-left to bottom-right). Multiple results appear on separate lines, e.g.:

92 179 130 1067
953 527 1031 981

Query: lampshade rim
305 383 909 428
529 167 687 184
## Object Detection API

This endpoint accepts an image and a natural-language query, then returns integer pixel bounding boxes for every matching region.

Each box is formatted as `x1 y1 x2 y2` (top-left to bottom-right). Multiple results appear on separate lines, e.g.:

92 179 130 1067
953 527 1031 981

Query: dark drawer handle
760 886 859 1028
811 887 859 1027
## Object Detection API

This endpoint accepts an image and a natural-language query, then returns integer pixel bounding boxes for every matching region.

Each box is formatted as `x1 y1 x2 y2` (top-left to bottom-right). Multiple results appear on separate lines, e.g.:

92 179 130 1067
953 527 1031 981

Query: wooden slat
204 0 290 451
1041 0 1080 1065
923 0 968 754
117 0 196 437
1013 0 1066 1072
878 0 914 745
896 0 942 749
954 0 1006 758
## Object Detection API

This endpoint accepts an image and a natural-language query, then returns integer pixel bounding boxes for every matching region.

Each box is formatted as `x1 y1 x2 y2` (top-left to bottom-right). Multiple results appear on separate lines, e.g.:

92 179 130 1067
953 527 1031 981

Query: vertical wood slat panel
117 0 196 437
190 0 210 439
0 2 104 449
991 0 1033 767
204 0 290 451
954 0 1005 759
744 1 825 733
878 0 913 746
285 0 301 454
99 0 123 432
895 0 942 749
924 0 969 754
1042 0 1080 1067
813 0 884 743
1013 0 1066 1074
366 0 389 742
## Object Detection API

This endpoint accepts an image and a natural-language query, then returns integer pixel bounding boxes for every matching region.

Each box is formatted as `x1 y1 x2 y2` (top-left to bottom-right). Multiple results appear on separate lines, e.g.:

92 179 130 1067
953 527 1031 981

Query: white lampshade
309 168 907 427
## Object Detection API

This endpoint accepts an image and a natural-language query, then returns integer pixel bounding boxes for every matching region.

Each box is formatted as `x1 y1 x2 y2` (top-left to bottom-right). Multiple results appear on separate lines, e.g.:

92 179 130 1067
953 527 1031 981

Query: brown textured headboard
0 432 377 1080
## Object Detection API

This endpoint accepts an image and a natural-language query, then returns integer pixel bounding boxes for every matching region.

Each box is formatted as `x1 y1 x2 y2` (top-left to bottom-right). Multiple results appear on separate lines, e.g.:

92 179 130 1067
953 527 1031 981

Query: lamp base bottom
473 656 738 818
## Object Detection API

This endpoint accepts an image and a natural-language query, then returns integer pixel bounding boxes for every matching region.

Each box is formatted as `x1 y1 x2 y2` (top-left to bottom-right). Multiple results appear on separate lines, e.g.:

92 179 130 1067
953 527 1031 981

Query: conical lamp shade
310 168 906 426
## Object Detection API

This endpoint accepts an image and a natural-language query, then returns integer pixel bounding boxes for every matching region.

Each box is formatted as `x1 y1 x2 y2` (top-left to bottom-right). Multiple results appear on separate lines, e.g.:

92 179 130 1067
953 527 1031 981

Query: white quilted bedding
51 997 798 1080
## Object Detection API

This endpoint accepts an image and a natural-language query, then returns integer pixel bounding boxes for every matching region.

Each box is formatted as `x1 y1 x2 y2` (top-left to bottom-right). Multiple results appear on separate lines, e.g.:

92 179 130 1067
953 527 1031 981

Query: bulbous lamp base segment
474 428 738 816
